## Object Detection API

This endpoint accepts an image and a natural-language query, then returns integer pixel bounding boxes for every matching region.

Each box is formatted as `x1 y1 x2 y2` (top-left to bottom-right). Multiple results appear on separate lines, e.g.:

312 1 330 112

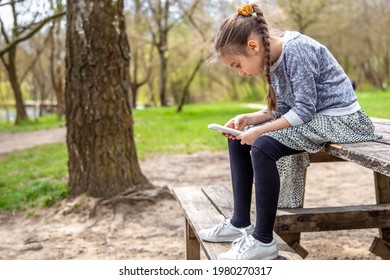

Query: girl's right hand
225 114 247 130
222 115 247 139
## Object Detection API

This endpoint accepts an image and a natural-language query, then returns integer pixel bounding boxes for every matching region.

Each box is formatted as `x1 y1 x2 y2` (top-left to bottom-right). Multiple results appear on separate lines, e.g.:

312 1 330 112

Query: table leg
370 172 390 259
185 219 200 260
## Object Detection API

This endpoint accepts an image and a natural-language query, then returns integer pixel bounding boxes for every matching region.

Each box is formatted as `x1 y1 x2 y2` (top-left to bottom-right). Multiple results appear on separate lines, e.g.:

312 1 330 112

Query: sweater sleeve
281 45 320 126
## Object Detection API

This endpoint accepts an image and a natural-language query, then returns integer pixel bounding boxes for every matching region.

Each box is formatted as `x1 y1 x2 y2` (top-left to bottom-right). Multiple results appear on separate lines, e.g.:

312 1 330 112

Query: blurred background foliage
0 0 389 123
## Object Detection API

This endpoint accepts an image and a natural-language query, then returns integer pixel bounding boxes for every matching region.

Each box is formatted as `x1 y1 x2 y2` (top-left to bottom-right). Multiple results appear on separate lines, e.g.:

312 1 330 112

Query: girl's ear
247 39 260 53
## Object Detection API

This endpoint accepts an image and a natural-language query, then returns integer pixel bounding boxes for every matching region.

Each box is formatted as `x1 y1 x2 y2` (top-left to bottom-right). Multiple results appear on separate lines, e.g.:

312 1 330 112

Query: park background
1 0 390 260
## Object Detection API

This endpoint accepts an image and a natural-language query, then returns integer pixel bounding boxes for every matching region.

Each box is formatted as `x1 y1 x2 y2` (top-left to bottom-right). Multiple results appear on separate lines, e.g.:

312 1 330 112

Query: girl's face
221 39 265 77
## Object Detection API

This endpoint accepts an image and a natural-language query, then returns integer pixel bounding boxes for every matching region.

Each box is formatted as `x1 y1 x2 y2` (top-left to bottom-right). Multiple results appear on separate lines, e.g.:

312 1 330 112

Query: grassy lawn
0 143 69 213
356 90 390 119
0 91 389 214
133 103 259 158
0 103 257 213
0 115 65 132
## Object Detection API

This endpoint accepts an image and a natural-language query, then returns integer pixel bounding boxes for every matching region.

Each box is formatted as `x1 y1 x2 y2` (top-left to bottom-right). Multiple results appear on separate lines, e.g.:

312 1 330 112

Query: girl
199 3 381 260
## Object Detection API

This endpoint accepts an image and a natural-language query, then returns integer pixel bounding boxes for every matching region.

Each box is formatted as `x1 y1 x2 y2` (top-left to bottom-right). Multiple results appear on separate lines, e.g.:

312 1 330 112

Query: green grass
133 103 258 159
356 90 390 119
0 93 389 214
0 103 257 213
0 115 65 132
0 143 69 213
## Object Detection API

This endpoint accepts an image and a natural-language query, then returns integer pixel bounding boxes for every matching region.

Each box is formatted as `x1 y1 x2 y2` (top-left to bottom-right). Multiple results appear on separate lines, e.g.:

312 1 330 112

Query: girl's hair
214 3 277 113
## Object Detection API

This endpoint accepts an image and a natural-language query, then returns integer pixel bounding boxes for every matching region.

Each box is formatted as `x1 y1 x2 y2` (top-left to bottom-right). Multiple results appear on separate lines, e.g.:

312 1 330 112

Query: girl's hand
236 126 263 145
225 114 248 130
221 115 248 139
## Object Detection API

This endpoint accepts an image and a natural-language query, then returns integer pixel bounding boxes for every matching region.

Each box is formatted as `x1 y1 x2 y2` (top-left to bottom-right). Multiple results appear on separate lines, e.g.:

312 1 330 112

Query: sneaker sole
199 230 255 243
218 250 279 260
199 234 243 243
248 251 279 260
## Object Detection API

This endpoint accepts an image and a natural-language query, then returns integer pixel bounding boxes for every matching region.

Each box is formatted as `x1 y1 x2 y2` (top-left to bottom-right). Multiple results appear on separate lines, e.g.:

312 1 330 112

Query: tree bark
7 47 27 123
176 58 203 112
65 0 149 198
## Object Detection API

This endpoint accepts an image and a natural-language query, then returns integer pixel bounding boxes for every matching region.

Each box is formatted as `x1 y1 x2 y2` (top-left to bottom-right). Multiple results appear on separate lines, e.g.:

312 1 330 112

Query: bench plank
172 186 234 260
275 204 390 233
202 185 302 260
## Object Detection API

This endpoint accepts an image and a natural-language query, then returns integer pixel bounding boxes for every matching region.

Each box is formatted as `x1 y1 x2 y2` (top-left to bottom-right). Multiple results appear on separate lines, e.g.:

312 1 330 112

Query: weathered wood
316 118 390 176
185 219 200 260
277 233 308 259
202 185 303 260
291 241 309 259
172 186 230 260
324 143 390 177
374 172 390 243
369 237 390 260
309 151 346 163
371 117 390 126
275 204 390 233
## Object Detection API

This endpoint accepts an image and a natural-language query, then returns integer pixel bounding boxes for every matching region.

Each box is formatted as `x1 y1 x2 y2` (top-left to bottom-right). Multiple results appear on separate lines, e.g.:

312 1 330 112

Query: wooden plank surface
202 185 303 260
372 118 390 145
369 237 390 259
371 118 390 126
325 143 390 176
275 203 390 233
172 186 232 260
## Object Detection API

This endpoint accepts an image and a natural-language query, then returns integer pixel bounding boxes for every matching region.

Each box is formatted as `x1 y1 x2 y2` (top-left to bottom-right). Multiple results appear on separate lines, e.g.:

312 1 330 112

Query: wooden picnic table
173 118 390 260
275 118 390 259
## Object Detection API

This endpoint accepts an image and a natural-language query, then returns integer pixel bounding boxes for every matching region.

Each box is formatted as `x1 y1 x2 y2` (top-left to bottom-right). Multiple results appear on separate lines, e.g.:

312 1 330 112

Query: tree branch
0 16 10 44
0 11 66 56
20 28 52 82
0 0 23 7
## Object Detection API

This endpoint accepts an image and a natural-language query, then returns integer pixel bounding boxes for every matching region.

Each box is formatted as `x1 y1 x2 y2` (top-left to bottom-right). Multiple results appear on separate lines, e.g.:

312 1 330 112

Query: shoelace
211 216 229 235
230 228 255 257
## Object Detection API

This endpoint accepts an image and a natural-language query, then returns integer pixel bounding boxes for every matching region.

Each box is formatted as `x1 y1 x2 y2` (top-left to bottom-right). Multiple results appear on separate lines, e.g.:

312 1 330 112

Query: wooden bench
275 118 390 259
173 185 302 260
173 117 390 260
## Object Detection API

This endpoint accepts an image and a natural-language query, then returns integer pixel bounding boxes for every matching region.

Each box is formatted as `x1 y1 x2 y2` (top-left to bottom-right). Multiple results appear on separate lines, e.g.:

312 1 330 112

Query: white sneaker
218 229 278 260
199 217 254 243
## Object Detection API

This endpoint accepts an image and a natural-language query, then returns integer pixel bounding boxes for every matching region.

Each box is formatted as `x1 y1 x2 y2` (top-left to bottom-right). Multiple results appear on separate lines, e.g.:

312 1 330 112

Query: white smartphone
207 123 242 136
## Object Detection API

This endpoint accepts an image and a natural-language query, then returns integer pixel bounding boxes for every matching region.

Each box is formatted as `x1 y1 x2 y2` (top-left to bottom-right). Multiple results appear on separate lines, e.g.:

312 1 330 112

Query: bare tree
146 0 193 106
0 0 65 123
49 0 65 118
279 0 334 34
128 0 154 108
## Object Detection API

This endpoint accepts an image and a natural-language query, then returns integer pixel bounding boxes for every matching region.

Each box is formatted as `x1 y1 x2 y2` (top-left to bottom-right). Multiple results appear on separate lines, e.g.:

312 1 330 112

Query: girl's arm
236 117 291 145
225 110 274 131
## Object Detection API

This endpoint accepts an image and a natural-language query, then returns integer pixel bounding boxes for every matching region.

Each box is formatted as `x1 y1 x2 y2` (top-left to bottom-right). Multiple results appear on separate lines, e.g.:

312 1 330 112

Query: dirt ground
0 128 382 260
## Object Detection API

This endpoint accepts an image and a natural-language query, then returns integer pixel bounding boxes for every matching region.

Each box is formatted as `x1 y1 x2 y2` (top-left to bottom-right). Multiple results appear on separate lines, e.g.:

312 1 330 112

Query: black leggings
228 135 302 243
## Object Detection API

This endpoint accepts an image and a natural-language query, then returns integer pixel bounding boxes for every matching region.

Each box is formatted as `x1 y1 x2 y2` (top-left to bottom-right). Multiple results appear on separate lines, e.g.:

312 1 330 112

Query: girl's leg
251 136 302 243
228 139 253 228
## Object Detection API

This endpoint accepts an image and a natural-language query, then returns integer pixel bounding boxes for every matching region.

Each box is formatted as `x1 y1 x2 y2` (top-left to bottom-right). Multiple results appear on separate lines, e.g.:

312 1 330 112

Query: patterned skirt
265 109 381 153
263 109 382 208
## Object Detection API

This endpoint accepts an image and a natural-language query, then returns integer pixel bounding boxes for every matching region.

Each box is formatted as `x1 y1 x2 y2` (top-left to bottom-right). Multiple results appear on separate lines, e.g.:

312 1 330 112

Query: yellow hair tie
237 4 254 16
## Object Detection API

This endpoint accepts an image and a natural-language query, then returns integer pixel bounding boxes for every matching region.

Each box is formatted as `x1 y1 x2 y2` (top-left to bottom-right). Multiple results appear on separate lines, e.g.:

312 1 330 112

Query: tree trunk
8 47 27 123
65 0 149 198
177 58 203 112
159 47 168 106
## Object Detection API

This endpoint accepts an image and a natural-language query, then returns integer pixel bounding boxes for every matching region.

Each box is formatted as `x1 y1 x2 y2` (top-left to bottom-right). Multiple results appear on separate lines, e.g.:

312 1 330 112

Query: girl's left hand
236 126 263 145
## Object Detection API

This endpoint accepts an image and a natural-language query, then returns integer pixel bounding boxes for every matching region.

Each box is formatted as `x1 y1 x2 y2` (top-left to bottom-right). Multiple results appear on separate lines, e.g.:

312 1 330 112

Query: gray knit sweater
265 31 361 127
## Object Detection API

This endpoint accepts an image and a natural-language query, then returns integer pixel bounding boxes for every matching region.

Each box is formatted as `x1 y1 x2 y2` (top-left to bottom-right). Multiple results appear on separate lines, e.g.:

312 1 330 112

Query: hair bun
236 4 254 16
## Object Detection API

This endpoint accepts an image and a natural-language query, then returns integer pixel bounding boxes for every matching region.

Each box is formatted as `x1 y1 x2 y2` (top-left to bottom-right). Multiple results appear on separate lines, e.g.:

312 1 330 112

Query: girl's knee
251 136 279 161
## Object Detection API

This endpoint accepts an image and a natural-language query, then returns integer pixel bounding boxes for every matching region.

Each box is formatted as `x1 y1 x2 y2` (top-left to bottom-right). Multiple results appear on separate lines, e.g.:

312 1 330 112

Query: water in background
0 106 53 122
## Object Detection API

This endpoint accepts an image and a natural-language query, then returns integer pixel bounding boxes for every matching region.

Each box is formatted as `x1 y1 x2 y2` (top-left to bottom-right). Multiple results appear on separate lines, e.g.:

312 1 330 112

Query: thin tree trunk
159 47 168 106
177 58 203 112
8 47 27 123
